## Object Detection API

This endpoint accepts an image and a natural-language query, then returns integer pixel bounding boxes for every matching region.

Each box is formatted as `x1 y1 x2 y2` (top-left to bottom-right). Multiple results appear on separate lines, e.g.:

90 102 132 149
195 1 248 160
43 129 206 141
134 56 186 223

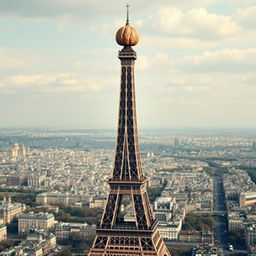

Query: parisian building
0 197 26 224
89 197 106 209
179 230 214 244
36 191 83 206
153 197 182 241
192 245 220 256
245 222 256 248
0 232 56 256
18 212 55 237
0 224 7 242
55 222 96 241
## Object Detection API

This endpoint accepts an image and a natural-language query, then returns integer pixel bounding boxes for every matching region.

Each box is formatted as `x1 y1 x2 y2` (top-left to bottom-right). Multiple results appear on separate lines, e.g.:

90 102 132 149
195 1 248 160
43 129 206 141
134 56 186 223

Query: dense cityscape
0 129 256 255
1 0 256 255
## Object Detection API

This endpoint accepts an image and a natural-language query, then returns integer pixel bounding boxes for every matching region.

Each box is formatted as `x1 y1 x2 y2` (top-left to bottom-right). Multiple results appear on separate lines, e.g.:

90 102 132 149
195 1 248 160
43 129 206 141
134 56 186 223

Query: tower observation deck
88 6 171 256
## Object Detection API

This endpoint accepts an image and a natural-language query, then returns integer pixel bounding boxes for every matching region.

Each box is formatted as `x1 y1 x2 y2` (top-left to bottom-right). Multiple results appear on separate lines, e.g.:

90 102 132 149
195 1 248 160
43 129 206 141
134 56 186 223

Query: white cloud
0 47 29 71
8 74 58 86
155 52 169 61
241 75 256 85
0 0 221 22
136 55 152 70
163 98 208 106
142 35 218 50
3 73 103 94
86 5 256 51
178 48 256 72
1 1 256 127
156 70 256 127
0 81 5 88
141 7 240 40
236 6 256 29
232 0 256 7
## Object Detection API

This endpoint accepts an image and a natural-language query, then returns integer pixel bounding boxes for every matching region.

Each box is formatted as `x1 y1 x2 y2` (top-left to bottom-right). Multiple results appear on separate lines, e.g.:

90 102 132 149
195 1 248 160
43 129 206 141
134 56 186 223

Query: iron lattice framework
88 46 171 256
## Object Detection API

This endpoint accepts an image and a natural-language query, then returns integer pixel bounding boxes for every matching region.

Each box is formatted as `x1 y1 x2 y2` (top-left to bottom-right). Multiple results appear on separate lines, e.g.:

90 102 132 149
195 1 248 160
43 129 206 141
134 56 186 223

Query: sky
0 0 256 129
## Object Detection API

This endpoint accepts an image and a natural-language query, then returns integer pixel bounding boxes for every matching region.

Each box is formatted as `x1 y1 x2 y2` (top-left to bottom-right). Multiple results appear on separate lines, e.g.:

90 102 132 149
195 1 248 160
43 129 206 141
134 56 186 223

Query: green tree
12 192 38 207
168 247 191 256
183 213 215 231
229 230 246 249
246 169 256 183
56 247 72 256
61 233 94 254
55 206 103 225
0 240 15 251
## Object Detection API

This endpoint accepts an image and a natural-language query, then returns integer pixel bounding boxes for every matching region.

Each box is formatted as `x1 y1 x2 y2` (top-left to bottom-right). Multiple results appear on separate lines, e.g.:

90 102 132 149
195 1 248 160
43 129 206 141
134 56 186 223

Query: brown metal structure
88 17 171 256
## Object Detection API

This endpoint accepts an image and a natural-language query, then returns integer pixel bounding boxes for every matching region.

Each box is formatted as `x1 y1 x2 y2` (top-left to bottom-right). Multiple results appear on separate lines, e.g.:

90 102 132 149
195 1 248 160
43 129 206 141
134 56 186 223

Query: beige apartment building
18 212 55 237
89 198 106 209
0 224 7 241
55 222 96 240
240 192 256 207
0 199 26 224
36 191 82 206
245 223 256 248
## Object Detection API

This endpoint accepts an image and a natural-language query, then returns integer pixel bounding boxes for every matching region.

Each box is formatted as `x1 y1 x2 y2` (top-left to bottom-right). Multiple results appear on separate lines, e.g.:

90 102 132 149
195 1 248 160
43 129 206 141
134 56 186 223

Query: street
214 177 229 247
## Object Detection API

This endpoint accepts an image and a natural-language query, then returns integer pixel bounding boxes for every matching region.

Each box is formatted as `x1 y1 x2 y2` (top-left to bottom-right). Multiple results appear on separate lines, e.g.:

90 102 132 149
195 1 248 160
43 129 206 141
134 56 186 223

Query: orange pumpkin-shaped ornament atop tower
116 4 139 46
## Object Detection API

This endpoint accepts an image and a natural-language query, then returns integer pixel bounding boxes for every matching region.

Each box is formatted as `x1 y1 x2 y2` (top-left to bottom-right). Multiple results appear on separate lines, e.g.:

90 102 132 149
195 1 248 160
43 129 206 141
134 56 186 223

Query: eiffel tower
88 6 171 256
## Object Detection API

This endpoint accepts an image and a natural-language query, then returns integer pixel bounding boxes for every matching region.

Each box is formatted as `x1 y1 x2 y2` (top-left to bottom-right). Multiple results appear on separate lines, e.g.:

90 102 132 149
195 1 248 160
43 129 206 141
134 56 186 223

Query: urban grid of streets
0 129 256 255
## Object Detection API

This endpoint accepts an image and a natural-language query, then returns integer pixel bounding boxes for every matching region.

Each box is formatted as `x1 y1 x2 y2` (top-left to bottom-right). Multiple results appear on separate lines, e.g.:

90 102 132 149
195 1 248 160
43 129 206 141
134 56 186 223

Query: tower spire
116 4 139 47
126 3 130 24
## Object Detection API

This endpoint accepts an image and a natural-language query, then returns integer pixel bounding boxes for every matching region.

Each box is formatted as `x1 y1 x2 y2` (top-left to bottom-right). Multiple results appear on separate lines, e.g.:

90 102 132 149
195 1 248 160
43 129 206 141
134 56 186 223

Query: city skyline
0 0 256 128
